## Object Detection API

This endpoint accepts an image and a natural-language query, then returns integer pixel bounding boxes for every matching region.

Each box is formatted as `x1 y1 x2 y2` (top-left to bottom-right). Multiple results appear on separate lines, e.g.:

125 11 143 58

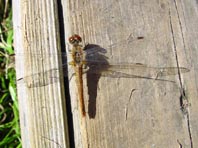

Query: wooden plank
63 0 197 147
13 0 70 147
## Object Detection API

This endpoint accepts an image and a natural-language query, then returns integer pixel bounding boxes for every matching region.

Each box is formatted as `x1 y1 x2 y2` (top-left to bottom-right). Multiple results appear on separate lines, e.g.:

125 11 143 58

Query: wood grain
64 0 197 147
13 0 198 147
13 0 70 147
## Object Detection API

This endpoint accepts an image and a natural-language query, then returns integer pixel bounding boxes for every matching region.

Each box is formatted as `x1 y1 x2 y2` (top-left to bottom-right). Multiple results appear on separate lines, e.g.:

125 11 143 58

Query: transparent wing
16 58 190 88
17 68 61 88
14 36 190 88
85 60 190 78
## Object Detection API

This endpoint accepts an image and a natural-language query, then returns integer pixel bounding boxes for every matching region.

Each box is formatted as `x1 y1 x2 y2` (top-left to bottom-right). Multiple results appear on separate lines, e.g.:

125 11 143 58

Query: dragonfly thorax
73 50 84 66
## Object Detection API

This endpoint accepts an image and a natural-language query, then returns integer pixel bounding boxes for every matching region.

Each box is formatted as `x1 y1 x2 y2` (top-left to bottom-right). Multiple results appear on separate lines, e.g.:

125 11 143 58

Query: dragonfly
12 34 190 117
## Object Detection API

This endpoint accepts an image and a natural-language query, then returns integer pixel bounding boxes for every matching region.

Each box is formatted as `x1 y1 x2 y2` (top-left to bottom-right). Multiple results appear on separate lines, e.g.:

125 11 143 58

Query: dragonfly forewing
14 35 190 88
85 60 190 78
107 64 190 77
17 68 61 88
17 61 190 88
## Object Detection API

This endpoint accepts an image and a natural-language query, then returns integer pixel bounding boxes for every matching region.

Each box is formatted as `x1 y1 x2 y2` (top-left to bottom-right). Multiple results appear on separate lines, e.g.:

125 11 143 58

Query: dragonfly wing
99 70 148 78
84 35 144 57
96 70 175 83
156 67 190 77
17 68 61 88
107 64 190 75
15 52 67 57
85 60 190 77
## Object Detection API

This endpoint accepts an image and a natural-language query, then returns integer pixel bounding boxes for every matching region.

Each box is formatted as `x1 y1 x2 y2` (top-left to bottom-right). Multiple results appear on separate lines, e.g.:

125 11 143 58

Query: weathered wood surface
13 0 198 147
13 0 70 147
64 0 197 147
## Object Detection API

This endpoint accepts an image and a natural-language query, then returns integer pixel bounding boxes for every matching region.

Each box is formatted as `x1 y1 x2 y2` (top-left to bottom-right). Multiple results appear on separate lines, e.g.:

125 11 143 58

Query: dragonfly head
69 34 82 45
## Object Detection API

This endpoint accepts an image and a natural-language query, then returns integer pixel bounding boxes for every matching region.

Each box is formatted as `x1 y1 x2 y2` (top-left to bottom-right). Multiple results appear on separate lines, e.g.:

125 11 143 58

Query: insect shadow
80 43 190 118
84 44 109 119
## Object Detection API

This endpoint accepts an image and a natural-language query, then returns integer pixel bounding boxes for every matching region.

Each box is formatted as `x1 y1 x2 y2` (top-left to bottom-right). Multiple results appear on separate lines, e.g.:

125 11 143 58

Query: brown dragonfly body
69 34 86 117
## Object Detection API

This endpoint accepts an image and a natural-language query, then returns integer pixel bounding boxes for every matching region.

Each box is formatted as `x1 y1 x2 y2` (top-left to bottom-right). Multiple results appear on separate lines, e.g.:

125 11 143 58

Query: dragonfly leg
82 60 87 68
82 60 87 64
69 72 76 81
82 67 89 74
69 61 76 66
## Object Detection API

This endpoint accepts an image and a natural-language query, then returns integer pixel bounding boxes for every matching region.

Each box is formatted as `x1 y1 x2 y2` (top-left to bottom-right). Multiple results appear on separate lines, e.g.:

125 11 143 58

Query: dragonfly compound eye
74 34 82 42
69 34 82 44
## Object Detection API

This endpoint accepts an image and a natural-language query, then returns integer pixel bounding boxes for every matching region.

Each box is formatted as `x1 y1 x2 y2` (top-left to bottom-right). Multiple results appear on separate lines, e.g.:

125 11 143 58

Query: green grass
0 1 21 147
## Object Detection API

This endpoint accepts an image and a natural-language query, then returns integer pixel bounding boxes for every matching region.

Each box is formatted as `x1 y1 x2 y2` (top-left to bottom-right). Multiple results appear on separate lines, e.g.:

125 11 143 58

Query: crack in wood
177 139 183 148
173 0 186 50
125 89 136 121
169 6 193 148
186 112 193 148
42 136 63 148
168 8 183 88
24 14 30 46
